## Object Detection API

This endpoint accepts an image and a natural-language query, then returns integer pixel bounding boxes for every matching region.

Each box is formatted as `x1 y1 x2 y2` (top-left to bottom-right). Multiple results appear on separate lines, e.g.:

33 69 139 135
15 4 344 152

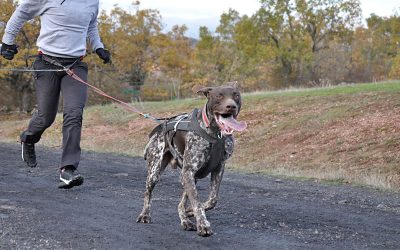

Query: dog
137 84 247 237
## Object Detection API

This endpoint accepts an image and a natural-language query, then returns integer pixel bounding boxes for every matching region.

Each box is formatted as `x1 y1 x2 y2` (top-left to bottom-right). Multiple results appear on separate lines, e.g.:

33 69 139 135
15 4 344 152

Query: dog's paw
136 213 151 223
197 224 213 237
180 220 196 231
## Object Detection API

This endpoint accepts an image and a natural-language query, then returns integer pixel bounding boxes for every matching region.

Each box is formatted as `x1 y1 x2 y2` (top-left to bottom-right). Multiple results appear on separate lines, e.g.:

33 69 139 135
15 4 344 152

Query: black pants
20 55 88 169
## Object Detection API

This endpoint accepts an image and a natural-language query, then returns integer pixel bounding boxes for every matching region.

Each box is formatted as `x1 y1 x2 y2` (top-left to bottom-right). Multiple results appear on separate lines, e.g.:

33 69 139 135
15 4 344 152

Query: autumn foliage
0 0 399 111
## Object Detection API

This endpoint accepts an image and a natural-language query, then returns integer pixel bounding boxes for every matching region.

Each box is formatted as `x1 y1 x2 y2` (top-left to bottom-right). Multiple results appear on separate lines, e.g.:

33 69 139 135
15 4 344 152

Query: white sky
100 0 400 37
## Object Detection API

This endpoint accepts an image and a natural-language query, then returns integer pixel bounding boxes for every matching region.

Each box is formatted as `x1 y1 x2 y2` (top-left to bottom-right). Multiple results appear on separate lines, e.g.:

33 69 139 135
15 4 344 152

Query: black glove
1 43 18 60
96 48 111 64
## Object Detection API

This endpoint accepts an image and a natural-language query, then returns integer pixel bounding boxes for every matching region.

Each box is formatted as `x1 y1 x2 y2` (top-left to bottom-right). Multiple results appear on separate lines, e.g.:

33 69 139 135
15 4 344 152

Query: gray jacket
2 0 104 58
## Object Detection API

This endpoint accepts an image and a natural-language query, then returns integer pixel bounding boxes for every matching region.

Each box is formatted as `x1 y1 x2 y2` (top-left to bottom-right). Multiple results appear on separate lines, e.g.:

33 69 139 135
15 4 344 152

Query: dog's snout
226 104 237 111
224 99 238 112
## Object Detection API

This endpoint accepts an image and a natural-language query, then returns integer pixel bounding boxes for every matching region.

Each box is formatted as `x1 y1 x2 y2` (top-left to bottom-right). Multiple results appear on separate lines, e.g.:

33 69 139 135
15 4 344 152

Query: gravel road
0 143 399 249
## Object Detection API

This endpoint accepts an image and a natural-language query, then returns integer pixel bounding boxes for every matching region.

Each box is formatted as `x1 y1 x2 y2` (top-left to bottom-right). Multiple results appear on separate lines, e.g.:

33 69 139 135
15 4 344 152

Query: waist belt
39 52 82 68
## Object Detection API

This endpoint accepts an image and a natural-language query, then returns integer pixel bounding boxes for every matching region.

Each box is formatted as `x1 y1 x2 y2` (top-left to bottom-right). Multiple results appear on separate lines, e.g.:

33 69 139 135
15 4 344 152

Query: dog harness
149 108 217 142
149 108 227 178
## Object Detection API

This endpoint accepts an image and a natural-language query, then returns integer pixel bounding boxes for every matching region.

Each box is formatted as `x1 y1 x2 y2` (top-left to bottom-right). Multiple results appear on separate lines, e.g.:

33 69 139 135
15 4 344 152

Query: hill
1 81 399 190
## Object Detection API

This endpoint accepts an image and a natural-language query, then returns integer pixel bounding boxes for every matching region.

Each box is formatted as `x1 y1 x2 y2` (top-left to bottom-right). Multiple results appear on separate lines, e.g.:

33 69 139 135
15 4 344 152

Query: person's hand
1 43 18 60
96 48 111 64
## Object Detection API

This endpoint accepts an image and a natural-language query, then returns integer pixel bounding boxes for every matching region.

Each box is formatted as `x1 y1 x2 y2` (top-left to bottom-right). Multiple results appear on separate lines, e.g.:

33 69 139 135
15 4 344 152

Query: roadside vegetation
1 0 400 112
1 81 399 191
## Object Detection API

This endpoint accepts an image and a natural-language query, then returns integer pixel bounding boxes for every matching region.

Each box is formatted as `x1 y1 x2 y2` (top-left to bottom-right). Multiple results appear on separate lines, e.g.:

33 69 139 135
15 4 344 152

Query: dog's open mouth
215 113 247 135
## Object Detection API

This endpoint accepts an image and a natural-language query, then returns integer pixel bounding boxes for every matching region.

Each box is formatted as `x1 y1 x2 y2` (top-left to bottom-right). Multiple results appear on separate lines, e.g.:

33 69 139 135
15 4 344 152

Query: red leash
66 68 161 123
39 54 161 123
67 69 142 115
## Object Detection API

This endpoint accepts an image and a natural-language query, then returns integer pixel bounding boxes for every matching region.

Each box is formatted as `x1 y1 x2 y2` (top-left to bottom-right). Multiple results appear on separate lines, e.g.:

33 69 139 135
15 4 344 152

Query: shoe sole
21 143 37 168
58 176 84 189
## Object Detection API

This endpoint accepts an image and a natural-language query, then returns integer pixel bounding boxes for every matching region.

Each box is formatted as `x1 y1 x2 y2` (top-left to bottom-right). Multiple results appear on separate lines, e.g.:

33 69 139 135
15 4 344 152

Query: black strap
148 113 188 138
149 109 219 143
195 136 226 179
41 54 81 70
166 131 183 167
190 109 218 143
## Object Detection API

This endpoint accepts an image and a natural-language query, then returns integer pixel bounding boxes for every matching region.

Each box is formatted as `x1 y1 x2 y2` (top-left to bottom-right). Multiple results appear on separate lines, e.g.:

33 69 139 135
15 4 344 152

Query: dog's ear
228 81 240 89
194 86 213 98
192 85 203 94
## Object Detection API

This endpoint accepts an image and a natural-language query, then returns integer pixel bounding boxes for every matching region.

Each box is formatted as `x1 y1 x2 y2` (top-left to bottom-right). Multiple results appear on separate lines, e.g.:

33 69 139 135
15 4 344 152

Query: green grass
243 81 400 99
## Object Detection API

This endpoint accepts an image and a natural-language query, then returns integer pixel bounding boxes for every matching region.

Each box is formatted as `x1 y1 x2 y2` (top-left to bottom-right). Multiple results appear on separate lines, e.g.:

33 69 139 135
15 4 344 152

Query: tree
0 0 40 112
158 25 192 99
366 14 400 81
192 9 269 90
192 26 219 85
255 0 362 87
92 2 163 102
347 13 400 82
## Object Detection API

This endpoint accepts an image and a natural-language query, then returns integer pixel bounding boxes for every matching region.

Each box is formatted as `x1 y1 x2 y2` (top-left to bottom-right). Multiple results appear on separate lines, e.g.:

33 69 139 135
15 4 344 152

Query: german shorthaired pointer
137 85 247 236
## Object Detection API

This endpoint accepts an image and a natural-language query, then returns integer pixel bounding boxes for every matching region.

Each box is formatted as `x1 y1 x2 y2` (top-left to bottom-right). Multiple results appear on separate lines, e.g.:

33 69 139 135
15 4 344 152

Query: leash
1 55 162 124
0 68 65 72
51 56 162 123
69 70 162 123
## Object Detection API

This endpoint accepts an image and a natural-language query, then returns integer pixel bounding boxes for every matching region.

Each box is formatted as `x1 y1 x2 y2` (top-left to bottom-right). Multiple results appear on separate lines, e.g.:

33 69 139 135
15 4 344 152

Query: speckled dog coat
137 85 246 237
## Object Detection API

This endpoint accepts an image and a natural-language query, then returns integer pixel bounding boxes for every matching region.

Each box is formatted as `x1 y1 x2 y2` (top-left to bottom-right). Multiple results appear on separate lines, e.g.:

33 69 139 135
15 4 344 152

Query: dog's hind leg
178 191 196 231
137 137 171 224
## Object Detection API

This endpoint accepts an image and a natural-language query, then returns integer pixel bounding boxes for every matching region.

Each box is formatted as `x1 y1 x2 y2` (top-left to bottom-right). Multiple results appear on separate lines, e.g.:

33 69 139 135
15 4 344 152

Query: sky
100 0 400 37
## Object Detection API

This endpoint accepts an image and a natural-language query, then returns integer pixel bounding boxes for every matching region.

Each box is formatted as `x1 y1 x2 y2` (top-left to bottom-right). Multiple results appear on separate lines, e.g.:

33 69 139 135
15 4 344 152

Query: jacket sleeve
2 0 45 44
87 8 104 51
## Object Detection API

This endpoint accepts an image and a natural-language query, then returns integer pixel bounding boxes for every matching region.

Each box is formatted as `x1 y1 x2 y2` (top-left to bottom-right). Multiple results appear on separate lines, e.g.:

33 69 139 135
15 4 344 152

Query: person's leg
60 61 88 169
20 58 62 167
58 61 88 189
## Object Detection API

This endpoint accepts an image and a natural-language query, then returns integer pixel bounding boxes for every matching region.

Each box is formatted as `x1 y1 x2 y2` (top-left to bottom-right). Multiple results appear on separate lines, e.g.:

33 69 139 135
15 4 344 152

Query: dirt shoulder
1 143 399 249
1 83 400 191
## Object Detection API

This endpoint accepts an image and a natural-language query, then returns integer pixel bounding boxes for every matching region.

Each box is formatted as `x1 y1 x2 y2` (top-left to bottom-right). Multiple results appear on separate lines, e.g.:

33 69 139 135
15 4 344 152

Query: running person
1 0 110 188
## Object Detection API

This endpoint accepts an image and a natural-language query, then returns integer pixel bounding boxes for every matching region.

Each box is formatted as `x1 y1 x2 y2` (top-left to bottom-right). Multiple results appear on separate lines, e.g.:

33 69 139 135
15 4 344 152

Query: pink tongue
220 116 247 131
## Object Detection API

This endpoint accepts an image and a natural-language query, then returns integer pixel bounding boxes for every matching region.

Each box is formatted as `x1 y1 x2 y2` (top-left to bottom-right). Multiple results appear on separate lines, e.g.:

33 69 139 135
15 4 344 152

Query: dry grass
1 81 400 191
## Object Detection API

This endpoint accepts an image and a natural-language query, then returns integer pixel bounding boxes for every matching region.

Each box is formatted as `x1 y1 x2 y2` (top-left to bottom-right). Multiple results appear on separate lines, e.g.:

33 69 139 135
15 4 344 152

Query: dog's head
195 84 247 136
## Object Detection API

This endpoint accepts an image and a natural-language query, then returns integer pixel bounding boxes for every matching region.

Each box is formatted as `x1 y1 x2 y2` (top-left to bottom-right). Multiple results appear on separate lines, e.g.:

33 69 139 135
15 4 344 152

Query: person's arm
88 8 110 64
87 8 104 52
2 0 45 45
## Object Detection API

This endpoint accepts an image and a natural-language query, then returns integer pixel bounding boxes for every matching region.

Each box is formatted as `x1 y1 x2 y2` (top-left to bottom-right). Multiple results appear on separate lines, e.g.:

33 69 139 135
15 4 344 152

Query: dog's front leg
185 164 225 218
204 163 225 211
178 191 196 231
181 168 212 237
203 136 232 211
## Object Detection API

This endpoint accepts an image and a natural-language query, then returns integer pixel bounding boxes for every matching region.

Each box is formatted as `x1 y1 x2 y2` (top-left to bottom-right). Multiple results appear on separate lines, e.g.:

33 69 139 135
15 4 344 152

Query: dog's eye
217 93 224 99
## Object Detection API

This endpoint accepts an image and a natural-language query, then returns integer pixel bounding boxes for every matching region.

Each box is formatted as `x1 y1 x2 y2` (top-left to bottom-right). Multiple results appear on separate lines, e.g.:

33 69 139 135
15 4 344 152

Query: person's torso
37 0 99 58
